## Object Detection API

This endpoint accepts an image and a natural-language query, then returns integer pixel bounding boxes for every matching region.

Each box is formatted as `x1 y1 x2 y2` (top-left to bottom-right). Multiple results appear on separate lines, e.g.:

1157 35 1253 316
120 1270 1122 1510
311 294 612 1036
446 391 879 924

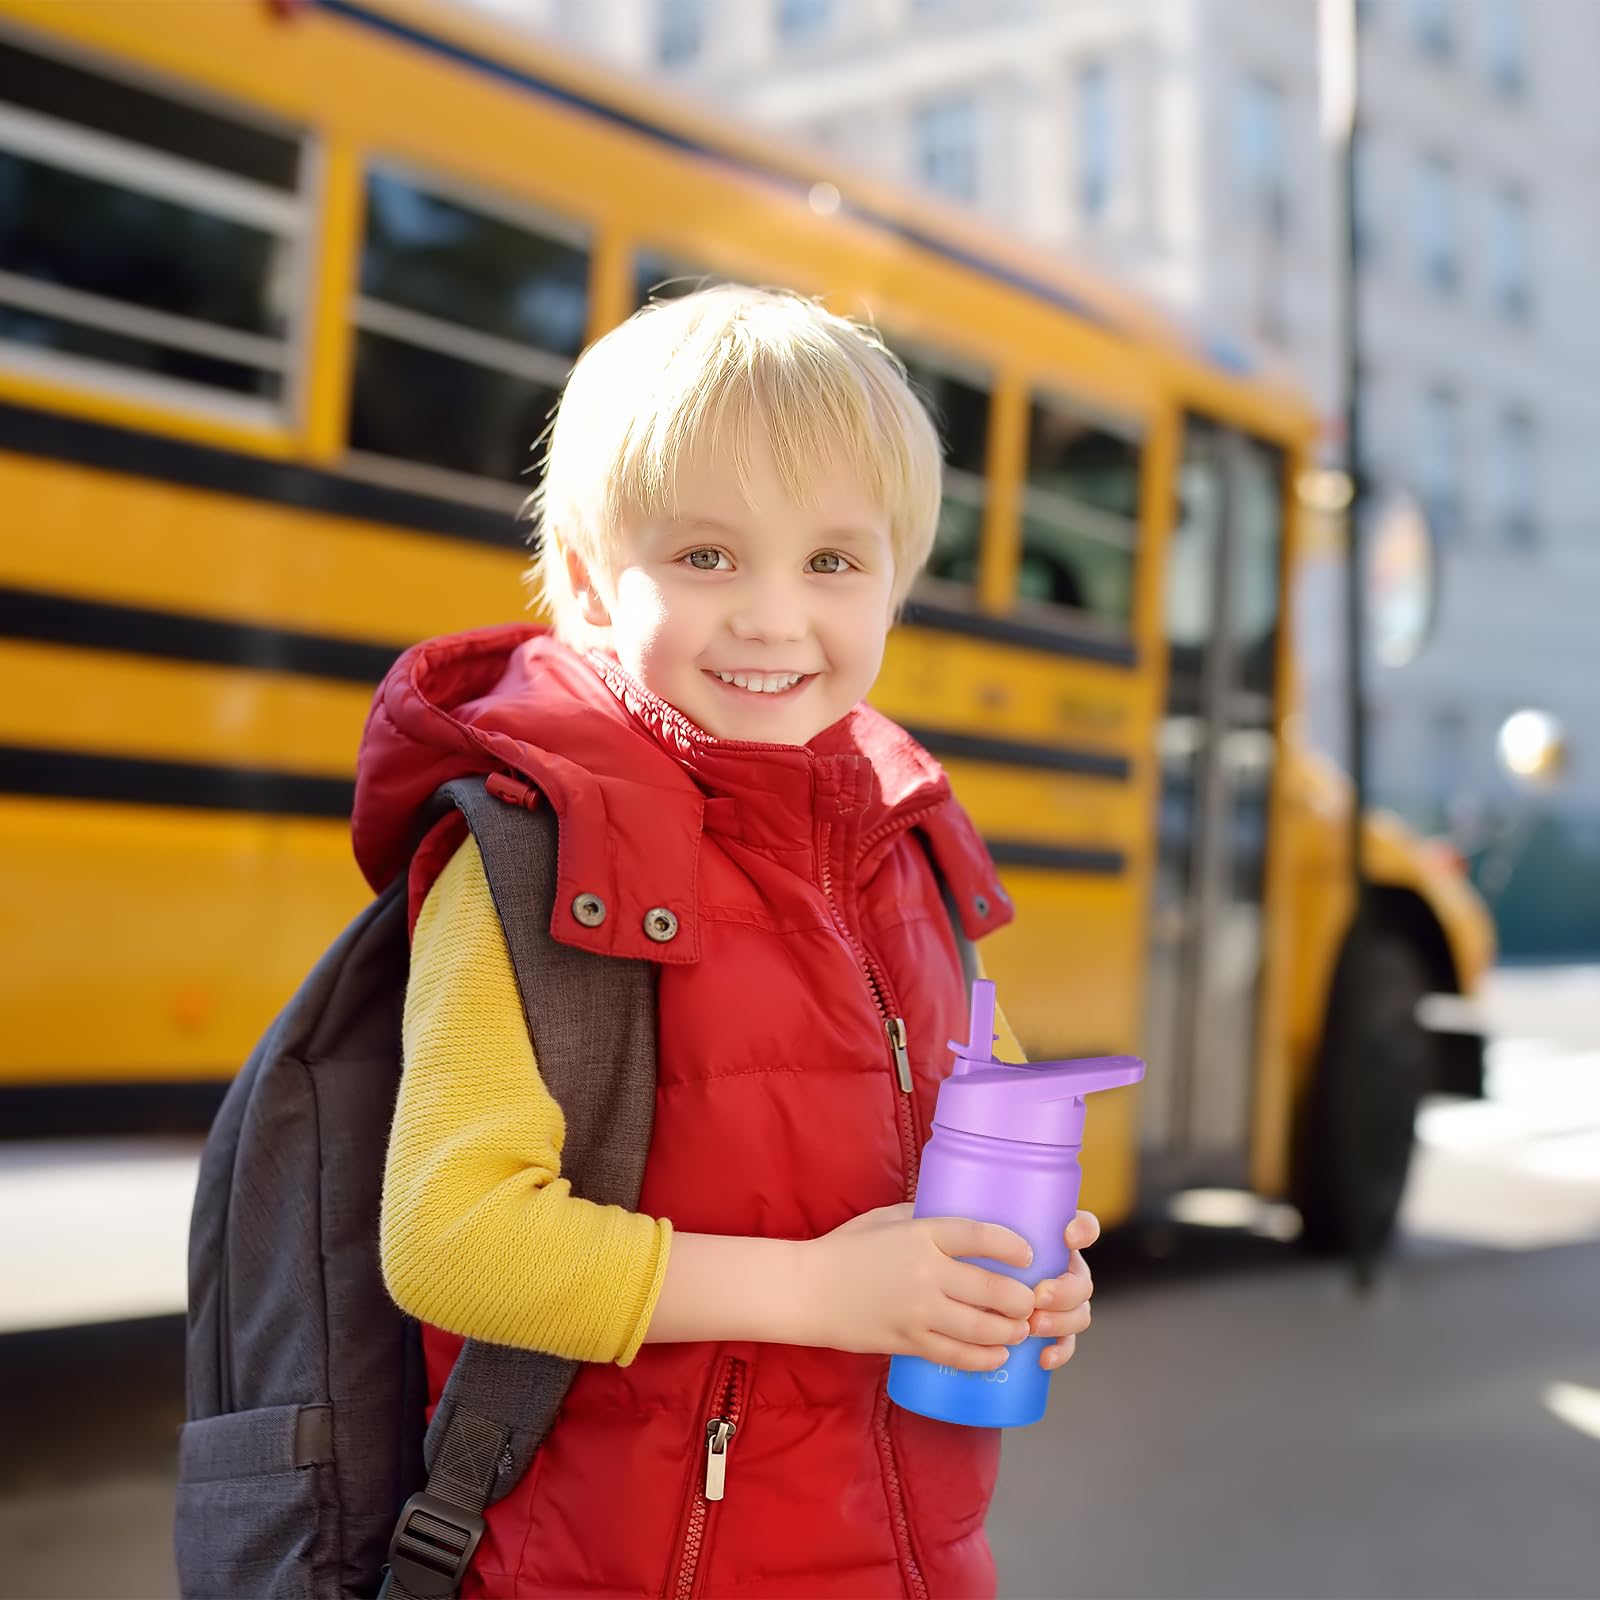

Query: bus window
0 35 304 409
350 168 588 488
898 350 989 595
1017 394 1142 629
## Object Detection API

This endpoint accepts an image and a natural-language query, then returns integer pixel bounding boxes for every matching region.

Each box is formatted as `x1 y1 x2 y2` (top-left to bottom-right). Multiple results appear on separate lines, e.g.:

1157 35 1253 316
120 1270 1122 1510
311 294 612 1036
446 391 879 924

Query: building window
351 168 588 490
1414 156 1458 293
1480 0 1526 94
896 346 990 597
1492 410 1536 545
1414 386 1462 542
1076 63 1113 222
0 35 306 416
657 0 704 66
1412 0 1455 58
1017 396 1143 630
1236 77 1288 237
777 0 830 42
913 93 979 203
1489 187 1532 319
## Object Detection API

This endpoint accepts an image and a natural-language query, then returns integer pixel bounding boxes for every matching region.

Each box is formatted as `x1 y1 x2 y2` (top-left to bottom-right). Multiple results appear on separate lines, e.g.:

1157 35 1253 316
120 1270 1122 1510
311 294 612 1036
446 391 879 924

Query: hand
1027 1210 1100 1371
797 1202 1038 1371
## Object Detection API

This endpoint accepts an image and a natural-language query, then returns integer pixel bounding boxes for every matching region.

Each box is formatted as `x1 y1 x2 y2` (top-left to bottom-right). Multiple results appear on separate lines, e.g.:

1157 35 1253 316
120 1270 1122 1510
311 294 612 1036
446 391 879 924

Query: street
1 967 1596 1599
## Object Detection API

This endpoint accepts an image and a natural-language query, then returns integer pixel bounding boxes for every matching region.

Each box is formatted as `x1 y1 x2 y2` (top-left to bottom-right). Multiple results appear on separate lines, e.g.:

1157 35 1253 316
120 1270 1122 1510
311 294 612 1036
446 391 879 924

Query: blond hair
525 285 943 645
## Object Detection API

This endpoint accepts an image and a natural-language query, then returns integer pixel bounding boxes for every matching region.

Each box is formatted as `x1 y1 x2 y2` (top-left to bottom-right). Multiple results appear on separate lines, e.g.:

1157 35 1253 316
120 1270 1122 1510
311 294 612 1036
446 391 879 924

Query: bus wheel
1293 928 1432 1260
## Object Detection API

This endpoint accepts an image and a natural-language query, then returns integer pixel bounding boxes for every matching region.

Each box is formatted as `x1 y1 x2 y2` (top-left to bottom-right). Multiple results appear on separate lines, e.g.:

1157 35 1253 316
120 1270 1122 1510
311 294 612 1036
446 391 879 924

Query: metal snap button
572 893 607 928
643 907 679 943
973 894 992 918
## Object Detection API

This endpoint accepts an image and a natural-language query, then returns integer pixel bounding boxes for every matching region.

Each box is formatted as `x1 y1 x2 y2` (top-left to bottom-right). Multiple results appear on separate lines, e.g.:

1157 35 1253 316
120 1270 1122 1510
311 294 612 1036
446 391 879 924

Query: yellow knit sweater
380 836 1022 1369
380 836 672 1366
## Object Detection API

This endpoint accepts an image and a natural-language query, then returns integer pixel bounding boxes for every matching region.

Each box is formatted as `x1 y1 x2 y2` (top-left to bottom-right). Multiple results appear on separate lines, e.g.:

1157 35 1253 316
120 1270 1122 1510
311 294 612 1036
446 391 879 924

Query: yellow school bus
0 0 1492 1253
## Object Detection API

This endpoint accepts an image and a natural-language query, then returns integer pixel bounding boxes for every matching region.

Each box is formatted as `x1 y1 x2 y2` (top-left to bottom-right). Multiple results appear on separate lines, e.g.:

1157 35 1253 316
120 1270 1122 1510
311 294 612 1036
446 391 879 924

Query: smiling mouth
704 669 816 697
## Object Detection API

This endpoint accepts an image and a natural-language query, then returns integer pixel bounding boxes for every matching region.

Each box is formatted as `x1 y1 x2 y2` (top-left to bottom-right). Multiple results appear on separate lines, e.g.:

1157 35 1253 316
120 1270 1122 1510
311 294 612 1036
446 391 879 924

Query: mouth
702 669 817 699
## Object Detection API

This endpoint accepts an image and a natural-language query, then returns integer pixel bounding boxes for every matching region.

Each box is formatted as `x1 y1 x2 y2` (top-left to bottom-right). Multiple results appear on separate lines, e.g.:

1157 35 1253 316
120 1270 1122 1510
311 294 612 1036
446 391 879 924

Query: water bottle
887 979 1145 1428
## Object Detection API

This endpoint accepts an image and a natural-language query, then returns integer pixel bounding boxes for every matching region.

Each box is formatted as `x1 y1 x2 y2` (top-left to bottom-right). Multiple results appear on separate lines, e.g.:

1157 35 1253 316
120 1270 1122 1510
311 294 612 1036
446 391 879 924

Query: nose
728 574 808 645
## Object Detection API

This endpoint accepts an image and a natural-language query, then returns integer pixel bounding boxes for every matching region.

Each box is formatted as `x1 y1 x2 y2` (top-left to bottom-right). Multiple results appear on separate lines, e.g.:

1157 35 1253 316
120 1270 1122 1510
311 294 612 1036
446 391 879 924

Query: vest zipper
886 1015 912 1093
673 1355 746 1600
876 1384 930 1600
823 805 946 1600
818 821 920 1198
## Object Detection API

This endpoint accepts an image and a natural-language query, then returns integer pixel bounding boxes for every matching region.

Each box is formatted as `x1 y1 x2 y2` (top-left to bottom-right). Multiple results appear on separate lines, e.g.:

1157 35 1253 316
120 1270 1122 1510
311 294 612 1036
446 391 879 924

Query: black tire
1293 928 1432 1260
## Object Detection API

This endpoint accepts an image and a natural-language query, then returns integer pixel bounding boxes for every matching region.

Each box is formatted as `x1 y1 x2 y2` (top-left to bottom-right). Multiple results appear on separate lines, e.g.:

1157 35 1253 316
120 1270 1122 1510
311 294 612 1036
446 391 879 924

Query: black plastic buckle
379 1491 486 1599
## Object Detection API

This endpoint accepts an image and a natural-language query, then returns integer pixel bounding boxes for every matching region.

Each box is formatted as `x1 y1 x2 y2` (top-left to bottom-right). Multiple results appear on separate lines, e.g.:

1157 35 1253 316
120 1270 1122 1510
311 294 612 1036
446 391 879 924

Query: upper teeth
714 671 805 694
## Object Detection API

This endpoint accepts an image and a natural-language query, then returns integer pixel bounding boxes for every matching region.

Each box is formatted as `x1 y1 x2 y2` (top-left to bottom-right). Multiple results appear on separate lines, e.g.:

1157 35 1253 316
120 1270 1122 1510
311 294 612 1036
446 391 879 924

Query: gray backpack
176 775 977 1599
176 777 658 1600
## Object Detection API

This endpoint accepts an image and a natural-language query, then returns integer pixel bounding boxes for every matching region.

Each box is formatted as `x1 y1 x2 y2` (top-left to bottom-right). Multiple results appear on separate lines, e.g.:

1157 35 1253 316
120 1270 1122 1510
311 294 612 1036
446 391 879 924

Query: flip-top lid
933 980 1146 1148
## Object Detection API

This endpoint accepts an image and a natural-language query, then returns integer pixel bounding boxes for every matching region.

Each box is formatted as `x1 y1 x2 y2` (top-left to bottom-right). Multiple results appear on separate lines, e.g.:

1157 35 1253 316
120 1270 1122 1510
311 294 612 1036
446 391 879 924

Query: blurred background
0 0 1595 1595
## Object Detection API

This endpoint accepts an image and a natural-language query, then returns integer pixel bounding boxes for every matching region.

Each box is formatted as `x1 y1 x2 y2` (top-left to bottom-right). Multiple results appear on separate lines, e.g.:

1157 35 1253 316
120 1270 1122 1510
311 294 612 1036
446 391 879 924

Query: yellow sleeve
975 948 1026 1061
380 834 672 1366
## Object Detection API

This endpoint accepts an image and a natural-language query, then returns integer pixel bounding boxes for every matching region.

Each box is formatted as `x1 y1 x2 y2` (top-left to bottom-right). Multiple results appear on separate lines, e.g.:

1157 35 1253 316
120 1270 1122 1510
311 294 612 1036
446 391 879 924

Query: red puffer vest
353 626 1016 1598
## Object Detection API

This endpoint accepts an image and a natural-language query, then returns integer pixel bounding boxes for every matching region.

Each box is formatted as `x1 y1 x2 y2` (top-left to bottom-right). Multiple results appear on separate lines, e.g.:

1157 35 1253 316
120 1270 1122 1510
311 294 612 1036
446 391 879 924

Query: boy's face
578 435 898 746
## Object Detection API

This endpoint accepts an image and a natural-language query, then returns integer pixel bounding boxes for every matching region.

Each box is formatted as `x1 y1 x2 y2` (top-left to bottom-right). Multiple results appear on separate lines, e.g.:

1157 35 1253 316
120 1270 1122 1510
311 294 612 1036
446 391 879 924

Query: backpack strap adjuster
380 1492 486 1599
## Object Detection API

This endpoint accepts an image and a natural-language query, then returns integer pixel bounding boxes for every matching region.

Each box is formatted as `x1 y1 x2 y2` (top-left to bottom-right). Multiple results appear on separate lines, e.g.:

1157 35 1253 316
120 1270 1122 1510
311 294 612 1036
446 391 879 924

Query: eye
807 551 851 575
684 547 729 572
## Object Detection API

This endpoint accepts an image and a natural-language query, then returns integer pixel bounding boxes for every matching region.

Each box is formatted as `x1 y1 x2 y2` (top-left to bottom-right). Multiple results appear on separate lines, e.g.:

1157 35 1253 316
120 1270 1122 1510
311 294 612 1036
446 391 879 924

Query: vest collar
583 649 955 856
354 626 1010 965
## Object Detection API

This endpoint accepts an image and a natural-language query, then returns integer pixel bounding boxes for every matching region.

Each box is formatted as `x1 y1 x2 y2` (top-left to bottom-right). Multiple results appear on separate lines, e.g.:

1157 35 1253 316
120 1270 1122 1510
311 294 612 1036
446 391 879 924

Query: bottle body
888 1124 1082 1428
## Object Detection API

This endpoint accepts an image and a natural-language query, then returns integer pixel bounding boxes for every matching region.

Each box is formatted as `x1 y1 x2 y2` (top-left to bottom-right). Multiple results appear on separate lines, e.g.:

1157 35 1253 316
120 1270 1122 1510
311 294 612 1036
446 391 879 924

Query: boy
358 286 1098 1597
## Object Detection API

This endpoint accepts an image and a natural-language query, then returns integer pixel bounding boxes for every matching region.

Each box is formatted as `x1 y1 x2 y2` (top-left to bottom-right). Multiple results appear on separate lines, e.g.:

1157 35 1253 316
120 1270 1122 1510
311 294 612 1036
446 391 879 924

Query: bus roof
334 0 1314 423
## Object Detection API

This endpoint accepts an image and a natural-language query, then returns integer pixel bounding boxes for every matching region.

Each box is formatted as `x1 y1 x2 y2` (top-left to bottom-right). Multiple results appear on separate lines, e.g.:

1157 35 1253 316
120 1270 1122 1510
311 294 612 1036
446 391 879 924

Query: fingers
1065 1210 1101 1250
1033 1254 1093 1311
1028 1299 1091 1340
932 1299 1033 1350
945 1259 1036 1322
917 1333 1012 1373
926 1217 1035 1271
1040 1334 1078 1371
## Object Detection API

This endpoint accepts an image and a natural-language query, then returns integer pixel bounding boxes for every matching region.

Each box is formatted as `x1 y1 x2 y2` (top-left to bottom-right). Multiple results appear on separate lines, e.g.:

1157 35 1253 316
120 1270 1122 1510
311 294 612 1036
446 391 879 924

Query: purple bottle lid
932 980 1146 1149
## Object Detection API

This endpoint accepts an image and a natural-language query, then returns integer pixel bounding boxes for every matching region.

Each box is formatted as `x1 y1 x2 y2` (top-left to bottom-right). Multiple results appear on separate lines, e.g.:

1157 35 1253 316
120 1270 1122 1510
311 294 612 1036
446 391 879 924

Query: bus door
1141 418 1286 1191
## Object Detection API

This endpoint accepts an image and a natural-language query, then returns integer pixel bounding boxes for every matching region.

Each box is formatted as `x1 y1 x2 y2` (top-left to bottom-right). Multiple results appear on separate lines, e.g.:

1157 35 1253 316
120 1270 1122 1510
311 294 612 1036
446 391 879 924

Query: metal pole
1323 0 1376 1289
1341 8 1377 1292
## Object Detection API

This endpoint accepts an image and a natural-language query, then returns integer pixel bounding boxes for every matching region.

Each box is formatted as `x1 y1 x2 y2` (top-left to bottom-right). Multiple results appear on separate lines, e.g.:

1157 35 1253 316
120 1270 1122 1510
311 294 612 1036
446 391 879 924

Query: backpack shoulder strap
380 776 658 1600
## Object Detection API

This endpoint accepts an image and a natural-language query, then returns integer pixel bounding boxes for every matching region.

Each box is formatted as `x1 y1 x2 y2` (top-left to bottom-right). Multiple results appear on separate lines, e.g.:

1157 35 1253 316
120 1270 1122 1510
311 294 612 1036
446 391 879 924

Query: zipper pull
704 1418 736 1502
886 1016 912 1094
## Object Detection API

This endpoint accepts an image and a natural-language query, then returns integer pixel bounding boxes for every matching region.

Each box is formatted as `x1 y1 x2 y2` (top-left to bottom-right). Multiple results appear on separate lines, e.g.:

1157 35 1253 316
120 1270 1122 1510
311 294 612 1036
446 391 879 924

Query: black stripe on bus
903 724 1130 782
985 839 1127 875
0 1081 230 1138
0 586 402 684
316 0 1120 340
899 599 1138 668
0 746 355 817
0 746 1127 876
0 400 522 549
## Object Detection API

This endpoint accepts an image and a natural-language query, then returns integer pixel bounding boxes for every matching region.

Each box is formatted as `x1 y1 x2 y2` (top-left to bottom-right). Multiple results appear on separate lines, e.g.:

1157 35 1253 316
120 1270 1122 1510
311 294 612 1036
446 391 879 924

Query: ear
564 544 612 628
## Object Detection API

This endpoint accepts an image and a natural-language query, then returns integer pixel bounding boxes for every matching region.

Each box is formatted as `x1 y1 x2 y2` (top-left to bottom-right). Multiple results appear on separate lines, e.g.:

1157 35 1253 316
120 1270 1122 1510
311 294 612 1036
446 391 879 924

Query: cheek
613 572 706 681
824 585 893 682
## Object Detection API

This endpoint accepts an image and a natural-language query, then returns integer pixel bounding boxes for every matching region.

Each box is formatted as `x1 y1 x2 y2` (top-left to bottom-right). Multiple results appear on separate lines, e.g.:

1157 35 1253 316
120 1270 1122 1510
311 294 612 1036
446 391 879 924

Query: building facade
487 0 1600 951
